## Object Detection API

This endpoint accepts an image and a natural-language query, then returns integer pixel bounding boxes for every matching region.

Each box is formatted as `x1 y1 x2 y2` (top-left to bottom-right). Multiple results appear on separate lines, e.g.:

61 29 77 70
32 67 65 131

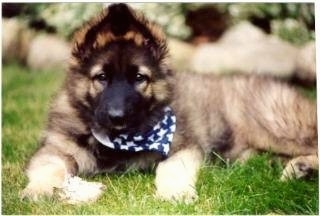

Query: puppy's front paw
155 159 199 204
20 183 54 201
155 181 198 204
58 176 105 204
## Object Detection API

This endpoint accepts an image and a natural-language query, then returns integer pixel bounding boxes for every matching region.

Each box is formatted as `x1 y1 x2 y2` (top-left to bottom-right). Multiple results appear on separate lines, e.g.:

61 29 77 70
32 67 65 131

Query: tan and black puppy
21 3 317 203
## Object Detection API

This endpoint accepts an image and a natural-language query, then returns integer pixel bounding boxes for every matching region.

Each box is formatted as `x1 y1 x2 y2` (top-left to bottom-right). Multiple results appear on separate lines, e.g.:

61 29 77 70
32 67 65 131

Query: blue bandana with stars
91 107 176 157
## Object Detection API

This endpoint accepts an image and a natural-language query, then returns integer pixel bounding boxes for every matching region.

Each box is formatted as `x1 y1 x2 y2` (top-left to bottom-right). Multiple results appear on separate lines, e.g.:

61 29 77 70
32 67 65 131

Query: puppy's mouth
94 111 130 132
101 120 128 132
108 117 128 132
93 122 128 137
112 124 127 131
93 110 144 135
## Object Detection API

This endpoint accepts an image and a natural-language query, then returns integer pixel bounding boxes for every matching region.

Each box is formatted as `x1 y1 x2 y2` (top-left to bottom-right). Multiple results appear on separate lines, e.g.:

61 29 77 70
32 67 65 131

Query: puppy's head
68 4 172 134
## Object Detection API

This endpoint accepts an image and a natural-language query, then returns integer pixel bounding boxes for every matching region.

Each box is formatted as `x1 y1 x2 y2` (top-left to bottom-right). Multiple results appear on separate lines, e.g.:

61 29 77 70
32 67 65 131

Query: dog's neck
91 106 176 157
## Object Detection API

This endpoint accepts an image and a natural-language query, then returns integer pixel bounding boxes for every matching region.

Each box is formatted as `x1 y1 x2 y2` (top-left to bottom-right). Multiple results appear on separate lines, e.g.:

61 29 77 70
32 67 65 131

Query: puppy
22 3 318 203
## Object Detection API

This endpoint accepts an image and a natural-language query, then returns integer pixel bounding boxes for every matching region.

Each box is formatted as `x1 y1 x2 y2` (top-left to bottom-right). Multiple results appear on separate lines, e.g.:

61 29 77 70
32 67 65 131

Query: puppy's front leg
155 146 203 203
21 137 105 204
21 147 76 201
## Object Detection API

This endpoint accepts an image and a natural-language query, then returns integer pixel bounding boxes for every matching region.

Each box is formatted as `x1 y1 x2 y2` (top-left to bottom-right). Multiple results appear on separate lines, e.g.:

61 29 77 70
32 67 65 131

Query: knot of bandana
91 107 176 157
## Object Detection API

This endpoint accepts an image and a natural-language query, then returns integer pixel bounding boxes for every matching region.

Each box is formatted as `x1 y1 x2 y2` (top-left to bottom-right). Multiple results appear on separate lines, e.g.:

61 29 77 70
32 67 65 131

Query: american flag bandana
92 107 176 157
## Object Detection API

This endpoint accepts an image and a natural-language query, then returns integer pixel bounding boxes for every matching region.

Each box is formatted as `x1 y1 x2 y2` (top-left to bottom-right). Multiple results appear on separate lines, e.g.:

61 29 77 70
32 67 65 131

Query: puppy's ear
107 3 134 36
72 3 168 62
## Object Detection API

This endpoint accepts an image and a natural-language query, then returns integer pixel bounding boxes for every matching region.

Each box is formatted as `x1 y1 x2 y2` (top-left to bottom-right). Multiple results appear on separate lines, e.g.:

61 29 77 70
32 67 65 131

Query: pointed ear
107 3 134 36
71 3 168 62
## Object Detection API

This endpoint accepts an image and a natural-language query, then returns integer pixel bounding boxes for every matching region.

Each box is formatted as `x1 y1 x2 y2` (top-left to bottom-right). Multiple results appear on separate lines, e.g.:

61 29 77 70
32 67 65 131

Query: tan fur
134 66 152 98
49 91 87 135
44 131 97 174
136 81 151 98
89 65 105 97
74 78 91 107
152 80 171 102
155 146 203 202
21 154 68 200
90 64 104 77
72 9 109 49
171 73 317 158
92 30 145 49
138 65 152 77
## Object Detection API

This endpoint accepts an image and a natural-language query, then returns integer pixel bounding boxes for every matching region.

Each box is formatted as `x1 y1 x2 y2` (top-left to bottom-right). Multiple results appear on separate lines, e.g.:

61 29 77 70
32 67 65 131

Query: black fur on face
90 41 171 136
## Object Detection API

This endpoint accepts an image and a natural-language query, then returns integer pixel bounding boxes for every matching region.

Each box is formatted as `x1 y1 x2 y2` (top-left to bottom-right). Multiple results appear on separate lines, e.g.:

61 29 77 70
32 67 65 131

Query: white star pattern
148 134 155 142
163 144 170 154
149 142 160 150
166 133 173 141
120 145 129 150
157 128 167 137
133 135 143 141
163 115 168 124
120 134 128 139
134 146 144 151
126 141 137 147
170 125 176 132
113 138 122 144
153 123 161 131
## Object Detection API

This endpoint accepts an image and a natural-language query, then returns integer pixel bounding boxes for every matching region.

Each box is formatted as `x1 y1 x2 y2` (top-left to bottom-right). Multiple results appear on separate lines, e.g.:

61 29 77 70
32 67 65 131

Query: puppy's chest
91 138 163 172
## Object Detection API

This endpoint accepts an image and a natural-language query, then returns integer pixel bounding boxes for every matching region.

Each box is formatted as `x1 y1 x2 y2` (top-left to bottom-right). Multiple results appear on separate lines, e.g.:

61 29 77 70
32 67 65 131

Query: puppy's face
89 41 161 133
68 4 172 134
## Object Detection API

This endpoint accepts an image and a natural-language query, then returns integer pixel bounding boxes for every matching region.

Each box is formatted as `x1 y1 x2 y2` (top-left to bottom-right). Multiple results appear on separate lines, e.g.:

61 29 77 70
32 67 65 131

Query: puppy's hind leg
245 81 318 180
281 155 318 181
155 146 204 203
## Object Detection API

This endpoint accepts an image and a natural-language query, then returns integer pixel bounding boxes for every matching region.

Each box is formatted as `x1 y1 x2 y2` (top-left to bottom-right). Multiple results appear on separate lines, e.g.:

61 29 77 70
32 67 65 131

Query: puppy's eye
135 73 148 83
94 73 107 82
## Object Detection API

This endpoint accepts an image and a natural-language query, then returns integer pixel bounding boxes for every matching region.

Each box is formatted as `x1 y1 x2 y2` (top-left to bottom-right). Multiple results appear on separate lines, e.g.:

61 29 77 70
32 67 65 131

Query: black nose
108 109 125 125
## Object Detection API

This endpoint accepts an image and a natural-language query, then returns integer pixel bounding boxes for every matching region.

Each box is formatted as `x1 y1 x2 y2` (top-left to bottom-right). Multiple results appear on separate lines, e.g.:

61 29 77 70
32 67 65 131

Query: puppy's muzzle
107 108 126 126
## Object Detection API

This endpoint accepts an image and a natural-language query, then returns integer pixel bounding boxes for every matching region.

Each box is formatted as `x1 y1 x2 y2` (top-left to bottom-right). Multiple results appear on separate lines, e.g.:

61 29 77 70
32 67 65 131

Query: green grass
2 63 318 214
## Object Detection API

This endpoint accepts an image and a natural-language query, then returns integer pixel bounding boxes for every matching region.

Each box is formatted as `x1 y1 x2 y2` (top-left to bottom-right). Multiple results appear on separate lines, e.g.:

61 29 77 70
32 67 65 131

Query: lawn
2 63 318 214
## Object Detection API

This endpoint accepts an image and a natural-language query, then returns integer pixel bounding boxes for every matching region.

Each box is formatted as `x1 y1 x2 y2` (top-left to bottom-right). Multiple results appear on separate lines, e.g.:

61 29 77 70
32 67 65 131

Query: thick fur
22 4 318 202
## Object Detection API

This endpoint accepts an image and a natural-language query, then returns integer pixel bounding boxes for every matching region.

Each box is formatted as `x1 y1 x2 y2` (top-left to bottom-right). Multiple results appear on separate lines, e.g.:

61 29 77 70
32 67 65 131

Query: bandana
91 107 176 157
